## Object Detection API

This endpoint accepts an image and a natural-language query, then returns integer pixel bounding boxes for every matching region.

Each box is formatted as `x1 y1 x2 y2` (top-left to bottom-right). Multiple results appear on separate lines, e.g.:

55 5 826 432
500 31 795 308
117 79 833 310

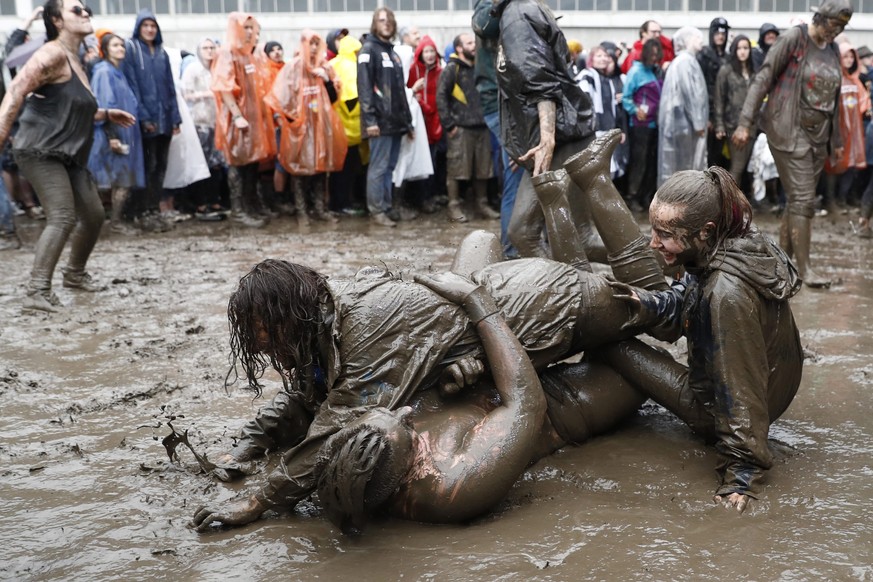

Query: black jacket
493 0 594 161
357 36 413 136
437 55 487 131
698 46 727 123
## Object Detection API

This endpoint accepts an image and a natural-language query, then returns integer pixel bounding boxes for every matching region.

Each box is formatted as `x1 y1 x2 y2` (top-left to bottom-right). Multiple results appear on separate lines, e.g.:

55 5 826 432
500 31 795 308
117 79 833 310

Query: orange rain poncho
266 30 347 176
211 12 275 166
826 46 870 174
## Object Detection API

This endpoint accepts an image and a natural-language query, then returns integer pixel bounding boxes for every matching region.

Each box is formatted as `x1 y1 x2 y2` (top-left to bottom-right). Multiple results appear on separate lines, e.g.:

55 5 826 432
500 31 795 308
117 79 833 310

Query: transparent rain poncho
657 51 709 185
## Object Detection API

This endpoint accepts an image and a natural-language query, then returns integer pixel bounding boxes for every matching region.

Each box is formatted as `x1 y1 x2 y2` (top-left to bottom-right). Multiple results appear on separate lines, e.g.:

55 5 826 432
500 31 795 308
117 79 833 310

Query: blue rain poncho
87 60 145 189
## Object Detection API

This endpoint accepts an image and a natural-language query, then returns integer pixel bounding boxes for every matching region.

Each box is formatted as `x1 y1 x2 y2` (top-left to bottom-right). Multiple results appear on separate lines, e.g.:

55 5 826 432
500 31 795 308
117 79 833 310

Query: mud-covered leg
450 230 503 277
532 169 591 273
564 129 668 291
590 338 714 441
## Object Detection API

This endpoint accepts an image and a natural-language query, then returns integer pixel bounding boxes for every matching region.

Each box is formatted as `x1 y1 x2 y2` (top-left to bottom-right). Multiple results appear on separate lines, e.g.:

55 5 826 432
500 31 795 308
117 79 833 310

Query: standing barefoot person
0 0 135 312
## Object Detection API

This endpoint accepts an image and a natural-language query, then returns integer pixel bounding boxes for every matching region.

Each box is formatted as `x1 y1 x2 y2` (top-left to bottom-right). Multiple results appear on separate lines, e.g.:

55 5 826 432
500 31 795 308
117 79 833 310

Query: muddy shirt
640 230 803 498
800 42 841 145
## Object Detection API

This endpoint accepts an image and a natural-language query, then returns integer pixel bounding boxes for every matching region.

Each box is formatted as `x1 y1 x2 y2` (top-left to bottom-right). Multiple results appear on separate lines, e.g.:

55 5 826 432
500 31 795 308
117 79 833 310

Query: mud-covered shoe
802 268 832 289
564 128 623 192
23 289 63 313
532 169 570 207
110 221 139 236
0 232 21 250
231 212 267 228
371 212 397 227
62 270 107 292
859 226 872 239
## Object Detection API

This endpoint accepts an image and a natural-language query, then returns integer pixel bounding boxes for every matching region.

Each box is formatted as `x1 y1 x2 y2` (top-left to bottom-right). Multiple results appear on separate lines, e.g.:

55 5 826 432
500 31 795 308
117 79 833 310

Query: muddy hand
414 272 479 304
440 356 486 396
714 492 750 514
607 280 648 331
191 496 264 532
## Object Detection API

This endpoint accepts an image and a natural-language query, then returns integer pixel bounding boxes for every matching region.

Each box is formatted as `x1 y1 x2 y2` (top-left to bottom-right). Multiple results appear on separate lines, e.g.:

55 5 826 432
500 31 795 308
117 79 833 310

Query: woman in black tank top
0 0 135 312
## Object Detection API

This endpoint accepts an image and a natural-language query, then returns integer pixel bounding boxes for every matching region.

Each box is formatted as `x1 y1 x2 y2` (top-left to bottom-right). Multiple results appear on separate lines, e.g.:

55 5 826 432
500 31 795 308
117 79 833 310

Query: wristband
462 286 499 324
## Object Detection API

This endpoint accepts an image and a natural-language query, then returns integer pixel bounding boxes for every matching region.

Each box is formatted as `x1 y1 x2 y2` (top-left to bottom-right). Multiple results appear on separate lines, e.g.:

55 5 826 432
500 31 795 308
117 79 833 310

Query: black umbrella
5 33 46 70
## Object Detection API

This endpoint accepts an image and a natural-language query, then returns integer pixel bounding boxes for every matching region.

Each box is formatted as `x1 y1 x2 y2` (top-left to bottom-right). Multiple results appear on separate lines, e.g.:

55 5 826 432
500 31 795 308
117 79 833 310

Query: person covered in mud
732 0 852 288
312 267 646 535
0 0 136 312
190 129 668 531
602 166 803 512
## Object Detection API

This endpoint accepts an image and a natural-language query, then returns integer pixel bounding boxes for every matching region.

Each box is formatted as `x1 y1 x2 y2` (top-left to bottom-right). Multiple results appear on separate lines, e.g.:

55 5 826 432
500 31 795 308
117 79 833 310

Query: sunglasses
71 5 94 16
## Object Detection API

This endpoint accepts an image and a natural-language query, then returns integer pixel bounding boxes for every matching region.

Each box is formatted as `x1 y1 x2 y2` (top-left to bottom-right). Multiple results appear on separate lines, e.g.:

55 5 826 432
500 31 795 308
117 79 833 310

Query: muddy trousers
507 137 595 259
770 140 829 285
16 154 104 292
228 162 261 215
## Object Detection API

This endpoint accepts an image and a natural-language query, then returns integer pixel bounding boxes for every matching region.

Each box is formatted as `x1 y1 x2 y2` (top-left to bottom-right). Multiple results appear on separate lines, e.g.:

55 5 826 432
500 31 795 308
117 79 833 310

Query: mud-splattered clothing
739 24 842 154
254 258 631 507
637 230 803 498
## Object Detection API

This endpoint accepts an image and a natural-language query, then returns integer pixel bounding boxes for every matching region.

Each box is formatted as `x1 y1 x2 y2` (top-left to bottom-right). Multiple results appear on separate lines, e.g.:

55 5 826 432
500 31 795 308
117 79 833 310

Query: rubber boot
790 214 831 288
312 176 339 223
447 180 467 222
532 169 591 272
110 187 137 235
229 166 266 228
292 176 311 227
474 179 500 219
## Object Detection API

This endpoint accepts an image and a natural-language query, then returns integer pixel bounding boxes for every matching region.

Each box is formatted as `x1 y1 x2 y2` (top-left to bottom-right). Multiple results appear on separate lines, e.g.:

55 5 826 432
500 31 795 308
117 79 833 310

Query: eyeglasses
71 5 93 16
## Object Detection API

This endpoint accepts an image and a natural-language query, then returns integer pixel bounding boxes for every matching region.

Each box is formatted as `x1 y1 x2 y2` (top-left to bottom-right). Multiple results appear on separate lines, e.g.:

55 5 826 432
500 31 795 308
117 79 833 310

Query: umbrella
5 33 47 70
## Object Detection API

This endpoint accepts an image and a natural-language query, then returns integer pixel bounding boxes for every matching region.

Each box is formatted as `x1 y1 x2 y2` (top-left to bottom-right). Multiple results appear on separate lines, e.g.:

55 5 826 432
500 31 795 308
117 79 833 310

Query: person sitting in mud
191 129 669 531
598 166 804 513
312 269 646 535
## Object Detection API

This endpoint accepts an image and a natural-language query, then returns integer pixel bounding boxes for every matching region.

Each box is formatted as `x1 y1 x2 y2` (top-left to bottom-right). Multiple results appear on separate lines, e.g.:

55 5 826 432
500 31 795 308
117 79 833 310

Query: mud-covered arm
413 273 546 520
228 389 315 462
0 45 66 146
713 66 728 135
738 29 797 130
704 277 773 499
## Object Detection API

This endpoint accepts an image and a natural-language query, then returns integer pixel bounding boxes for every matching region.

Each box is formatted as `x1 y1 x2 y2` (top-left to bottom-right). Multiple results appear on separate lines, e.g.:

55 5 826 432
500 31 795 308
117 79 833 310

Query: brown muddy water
1 211 872 581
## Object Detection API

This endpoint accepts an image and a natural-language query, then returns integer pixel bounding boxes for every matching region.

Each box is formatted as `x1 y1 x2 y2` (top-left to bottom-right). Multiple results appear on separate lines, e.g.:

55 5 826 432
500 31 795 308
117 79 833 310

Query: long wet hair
370 6 396 40
729 34 754 77
654 166 752 262
641 38 663 68
226 259 329 405
315 415 411 535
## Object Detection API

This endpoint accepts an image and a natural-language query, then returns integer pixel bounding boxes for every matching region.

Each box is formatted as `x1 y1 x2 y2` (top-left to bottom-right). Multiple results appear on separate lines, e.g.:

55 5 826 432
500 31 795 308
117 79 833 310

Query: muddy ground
1 210 872 581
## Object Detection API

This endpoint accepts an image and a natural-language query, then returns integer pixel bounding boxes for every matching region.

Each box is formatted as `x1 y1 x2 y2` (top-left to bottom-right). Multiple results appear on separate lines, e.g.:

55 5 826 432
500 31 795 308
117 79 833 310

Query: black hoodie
752 23 779 71
698 17 730 122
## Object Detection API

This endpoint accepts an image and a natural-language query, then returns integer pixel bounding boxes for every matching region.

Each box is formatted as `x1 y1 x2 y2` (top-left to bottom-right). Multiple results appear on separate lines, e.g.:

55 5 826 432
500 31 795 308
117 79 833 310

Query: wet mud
1 212 872 580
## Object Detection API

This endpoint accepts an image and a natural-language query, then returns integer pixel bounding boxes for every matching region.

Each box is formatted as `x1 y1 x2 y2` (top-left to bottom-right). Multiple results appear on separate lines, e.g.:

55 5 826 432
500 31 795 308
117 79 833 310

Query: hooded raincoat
182 39 224 169
636 229 803 499
121 10 181 136
826 47 869 174
211 13 276 166
267 31 347 176
657 51 708 185
329 36 363 148
407 35 443 144
87 59 145 189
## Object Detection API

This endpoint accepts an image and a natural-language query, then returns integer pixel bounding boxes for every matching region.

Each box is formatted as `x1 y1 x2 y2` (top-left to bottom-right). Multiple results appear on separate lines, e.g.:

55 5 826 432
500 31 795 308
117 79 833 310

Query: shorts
446 126 493 180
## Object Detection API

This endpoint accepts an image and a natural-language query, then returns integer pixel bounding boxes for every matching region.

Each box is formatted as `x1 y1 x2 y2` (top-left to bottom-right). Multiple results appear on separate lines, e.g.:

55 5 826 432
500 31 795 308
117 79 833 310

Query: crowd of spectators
2 5 872 252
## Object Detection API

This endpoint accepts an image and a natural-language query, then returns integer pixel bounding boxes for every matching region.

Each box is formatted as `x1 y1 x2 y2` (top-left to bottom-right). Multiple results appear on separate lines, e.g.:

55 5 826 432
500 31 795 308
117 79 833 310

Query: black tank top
13 58 98 167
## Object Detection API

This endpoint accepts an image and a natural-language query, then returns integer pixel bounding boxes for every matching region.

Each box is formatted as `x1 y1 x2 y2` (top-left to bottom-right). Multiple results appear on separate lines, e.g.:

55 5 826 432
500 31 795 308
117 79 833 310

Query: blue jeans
366 134 402 215
484 111 522 258
0 177 14 234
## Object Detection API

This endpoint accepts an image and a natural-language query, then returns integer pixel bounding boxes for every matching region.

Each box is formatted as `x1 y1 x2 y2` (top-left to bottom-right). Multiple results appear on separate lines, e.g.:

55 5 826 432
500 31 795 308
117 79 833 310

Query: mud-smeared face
649 202 695 266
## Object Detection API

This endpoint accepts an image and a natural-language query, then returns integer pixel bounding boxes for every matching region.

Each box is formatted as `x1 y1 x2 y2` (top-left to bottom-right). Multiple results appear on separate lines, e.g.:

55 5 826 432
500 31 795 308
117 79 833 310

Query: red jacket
621 35 675 75
407 35 443 144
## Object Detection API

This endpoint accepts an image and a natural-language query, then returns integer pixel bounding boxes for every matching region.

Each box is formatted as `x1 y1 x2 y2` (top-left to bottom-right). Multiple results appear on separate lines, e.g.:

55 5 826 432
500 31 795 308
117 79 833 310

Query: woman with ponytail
605 166 803 514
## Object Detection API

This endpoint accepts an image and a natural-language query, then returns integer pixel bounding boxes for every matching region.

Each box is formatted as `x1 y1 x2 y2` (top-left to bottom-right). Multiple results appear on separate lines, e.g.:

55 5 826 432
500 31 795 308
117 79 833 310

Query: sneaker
230 212 267 228
370 212 397 227
195 211 226 222
0 232 21 250
23 289 63 313
110 222 139 236
24 206 45 220
62 270 107 292
135 213 174 233
386 208 402 222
